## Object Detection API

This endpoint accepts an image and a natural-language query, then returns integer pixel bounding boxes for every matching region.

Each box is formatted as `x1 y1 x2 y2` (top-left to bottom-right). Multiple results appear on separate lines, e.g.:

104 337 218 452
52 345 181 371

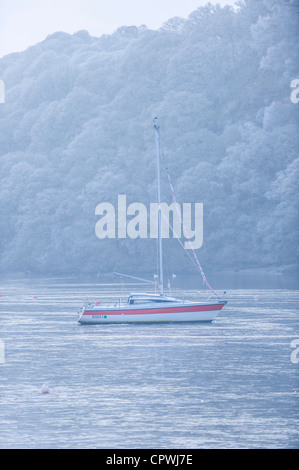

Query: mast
153 119 164 295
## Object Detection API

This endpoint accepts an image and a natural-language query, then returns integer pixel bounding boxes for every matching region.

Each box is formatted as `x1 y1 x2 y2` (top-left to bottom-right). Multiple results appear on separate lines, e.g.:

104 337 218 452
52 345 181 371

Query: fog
0 1 298 278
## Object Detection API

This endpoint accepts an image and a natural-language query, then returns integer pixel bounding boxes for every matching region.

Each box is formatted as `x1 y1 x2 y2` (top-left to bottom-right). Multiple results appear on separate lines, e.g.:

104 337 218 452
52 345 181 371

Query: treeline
0 0 298 277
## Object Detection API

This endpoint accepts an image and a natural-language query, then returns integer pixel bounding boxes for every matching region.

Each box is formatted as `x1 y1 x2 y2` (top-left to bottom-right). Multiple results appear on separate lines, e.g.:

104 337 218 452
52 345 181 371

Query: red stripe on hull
83 303 225 316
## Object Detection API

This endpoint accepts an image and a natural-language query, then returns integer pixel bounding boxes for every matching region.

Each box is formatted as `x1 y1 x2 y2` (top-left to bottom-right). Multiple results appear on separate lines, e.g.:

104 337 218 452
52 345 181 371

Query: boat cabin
127 293 180 305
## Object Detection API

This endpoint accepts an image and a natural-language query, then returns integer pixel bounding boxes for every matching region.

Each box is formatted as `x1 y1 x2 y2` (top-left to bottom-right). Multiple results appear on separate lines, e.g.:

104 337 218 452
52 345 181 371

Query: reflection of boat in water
78 120 226 324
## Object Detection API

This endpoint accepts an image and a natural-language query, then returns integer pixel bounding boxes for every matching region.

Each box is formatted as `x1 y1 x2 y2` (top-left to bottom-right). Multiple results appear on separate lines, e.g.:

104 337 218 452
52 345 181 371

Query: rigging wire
161 151 219 299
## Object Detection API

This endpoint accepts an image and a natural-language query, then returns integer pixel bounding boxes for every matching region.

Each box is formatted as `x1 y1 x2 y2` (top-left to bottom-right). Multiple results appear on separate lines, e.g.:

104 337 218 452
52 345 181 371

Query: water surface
0 278 298 448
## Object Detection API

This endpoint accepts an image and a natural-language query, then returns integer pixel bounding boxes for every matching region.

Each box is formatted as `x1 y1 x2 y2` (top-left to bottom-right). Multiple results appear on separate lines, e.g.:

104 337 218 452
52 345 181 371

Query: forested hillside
0 0 298 277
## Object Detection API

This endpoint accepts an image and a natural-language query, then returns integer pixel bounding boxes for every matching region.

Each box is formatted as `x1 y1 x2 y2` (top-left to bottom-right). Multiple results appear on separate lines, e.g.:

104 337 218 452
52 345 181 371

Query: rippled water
0 278 298 449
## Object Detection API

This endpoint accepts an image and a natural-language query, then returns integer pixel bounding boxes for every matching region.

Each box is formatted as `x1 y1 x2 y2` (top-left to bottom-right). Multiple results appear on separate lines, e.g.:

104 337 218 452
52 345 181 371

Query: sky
0 0 236 58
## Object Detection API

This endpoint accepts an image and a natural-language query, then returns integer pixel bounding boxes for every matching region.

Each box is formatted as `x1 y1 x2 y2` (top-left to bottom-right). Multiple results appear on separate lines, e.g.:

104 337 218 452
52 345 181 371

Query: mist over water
0 278 298 449
0 0 298 449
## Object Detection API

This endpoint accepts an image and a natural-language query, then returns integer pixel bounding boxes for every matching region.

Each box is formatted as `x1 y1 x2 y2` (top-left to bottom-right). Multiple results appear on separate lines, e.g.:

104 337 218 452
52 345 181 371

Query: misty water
0 276 298 449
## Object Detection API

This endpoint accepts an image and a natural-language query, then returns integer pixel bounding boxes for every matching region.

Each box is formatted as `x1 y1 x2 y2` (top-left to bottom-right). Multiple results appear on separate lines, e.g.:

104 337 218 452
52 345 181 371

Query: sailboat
77 120 226 324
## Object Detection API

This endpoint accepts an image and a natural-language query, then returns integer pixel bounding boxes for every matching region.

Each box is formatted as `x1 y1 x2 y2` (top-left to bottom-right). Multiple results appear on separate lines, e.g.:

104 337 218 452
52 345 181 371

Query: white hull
78 301 226 324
